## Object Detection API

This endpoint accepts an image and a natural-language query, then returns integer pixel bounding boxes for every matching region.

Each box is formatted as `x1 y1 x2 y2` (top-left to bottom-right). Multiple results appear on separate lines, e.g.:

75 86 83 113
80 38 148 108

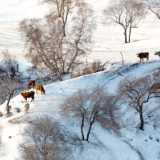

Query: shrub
19 116 71 160
15 108 21 113
71 61 104 79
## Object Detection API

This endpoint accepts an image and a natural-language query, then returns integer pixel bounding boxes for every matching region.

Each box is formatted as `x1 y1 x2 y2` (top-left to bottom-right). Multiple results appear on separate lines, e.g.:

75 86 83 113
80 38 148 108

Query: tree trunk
61 4 69 37
86 122 94 141
128 23 132 43
50 71 53 83
81 114 85 140
39 70 42 84
63 25 66 37
7 93 13 114
124 29 128 43
67 44 79 73
139 106 144 130
56 71 62 81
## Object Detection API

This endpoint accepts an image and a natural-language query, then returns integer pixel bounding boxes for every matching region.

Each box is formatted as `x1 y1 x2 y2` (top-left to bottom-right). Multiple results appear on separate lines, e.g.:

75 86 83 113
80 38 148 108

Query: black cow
136 52 149 63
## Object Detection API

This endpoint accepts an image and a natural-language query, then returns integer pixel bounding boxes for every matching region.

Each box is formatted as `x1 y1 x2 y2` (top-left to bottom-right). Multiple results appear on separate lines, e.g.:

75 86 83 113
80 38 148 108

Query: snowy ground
0 0 159 63
0 0 160 159
1 61 160 160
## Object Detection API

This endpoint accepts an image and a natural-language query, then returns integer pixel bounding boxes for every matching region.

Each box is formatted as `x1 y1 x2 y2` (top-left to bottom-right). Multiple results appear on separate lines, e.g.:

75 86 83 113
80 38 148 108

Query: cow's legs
147 56 149 62
143 58 144 63
140 58 141 63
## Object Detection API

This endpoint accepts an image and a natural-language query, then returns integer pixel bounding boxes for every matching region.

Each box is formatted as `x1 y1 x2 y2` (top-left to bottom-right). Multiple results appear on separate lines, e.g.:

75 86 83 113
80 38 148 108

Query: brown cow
27 80 35 90
21 91 35 102
150 82 160 91
36 84 45 94
155 51 160 61
136 52 149 63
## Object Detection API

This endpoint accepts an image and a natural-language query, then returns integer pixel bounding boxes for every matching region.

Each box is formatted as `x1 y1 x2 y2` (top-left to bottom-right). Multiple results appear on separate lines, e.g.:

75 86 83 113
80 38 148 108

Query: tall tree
0 50 24 115
103 0 146 43
19 1 96 81
60 86 117 141
117 75 160 130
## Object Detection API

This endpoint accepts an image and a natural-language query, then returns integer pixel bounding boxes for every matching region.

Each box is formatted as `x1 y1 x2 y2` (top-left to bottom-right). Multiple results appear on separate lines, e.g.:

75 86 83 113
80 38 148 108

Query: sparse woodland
1 0 160 159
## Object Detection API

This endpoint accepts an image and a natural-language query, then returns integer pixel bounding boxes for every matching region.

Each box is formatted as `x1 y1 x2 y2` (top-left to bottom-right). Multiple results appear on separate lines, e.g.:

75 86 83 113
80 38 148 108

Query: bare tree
40 0 79 36
0 50 24 115
66 1 96 73
103 0 147 43
145 0 160 19
117 75 160 130
19 1 96 81
60 86 117 141
19 116 71 160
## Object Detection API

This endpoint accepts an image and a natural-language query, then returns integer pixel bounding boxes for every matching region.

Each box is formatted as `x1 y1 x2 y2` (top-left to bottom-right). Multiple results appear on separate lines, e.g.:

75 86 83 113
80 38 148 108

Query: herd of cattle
21 80 45 102
137 51 160 62
20 51 160 113
20 80 45 113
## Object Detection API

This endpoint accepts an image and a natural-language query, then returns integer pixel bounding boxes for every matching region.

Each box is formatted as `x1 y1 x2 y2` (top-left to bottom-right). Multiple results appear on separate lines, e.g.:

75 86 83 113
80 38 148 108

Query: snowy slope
0 61 160 160
0 0 160 159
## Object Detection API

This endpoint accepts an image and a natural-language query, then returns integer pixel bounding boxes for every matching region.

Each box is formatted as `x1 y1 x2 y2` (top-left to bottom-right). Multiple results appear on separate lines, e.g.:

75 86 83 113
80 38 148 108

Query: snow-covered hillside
0 61 160 160
0 0 160 159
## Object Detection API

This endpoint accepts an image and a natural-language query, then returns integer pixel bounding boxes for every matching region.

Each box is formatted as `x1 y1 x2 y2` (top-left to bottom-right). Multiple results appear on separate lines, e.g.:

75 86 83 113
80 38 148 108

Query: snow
1 61 160 160
0 0 160 159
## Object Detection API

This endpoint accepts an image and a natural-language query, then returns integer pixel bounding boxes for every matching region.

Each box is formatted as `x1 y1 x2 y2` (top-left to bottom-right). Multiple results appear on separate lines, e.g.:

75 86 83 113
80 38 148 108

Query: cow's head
136 53 139 57
155 51 160 55
42 90 45 94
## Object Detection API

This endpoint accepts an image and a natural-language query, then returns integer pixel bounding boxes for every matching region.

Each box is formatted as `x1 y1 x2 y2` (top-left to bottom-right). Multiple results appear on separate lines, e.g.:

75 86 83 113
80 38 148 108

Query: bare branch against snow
60 86 119 142
103 0 147 43
117 75 160 130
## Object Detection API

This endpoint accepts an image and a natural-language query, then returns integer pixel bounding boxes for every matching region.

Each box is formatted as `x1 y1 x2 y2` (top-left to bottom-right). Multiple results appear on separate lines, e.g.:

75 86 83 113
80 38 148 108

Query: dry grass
71 61 104 78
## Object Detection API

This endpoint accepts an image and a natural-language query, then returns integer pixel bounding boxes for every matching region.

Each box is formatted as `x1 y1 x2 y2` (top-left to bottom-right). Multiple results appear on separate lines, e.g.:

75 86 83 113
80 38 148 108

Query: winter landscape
0 0 160 160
